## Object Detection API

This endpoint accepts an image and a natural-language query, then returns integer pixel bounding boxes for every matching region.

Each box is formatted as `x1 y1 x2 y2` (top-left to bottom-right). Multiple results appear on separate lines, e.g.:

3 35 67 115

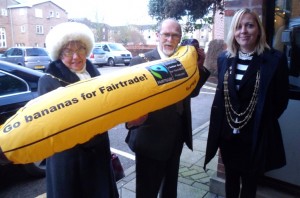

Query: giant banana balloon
0 45 199 164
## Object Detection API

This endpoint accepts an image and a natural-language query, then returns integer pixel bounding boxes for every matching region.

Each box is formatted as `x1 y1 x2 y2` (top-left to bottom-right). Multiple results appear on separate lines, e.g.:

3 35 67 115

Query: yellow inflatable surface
0 45 199 164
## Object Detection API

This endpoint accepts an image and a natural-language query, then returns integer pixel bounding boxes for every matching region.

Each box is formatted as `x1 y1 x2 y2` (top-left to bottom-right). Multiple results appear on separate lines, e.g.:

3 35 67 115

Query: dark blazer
204 48 289 173
125 48 201 161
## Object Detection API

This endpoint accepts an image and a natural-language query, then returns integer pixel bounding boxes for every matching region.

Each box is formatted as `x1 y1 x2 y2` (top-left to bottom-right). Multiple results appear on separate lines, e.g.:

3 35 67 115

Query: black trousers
135 140 184 198
224 166 259 198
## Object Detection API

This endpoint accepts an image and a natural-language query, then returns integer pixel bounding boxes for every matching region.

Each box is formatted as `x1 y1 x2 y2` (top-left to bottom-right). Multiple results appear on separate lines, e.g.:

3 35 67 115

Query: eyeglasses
159 33 181 40
63 47 86 57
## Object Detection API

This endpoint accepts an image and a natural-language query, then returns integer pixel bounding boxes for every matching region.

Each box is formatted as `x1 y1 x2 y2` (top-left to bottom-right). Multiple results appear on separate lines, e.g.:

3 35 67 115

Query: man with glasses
125 18 205 198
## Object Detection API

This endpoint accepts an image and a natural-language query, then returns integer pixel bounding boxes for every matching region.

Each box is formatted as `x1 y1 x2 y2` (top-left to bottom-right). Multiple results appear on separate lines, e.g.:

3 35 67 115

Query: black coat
125 49 201 161
204 49 289 174
38 60 118 198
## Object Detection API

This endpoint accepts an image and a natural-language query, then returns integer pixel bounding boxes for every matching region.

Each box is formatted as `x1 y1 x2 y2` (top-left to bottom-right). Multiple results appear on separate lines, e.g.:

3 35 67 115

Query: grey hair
156 18 182 35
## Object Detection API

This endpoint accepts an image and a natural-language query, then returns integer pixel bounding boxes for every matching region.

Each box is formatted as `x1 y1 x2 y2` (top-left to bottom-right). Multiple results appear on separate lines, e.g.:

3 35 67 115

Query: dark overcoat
125 48 201 160
204 48 289 174
38 59 119 198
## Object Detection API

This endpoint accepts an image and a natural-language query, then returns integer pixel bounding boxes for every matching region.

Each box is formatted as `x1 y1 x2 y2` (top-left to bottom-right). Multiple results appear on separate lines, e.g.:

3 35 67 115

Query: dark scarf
45 59 100 86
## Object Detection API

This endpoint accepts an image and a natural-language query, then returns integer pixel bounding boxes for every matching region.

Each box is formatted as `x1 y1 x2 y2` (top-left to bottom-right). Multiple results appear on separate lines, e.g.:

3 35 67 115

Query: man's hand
196 48 205 68
126 114 148 129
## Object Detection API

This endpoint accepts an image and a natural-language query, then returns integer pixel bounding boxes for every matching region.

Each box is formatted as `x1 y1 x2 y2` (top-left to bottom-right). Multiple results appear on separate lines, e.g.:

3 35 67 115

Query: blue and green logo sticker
146 59 188 85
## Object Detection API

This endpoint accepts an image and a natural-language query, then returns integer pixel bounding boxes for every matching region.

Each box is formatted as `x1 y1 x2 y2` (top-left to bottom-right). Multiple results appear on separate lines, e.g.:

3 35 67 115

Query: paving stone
181 169 198 177
192 182 210 191
191 172 209 180
177 182 207 198
179 167 189 174
118 188 135 198
122 178 136 192
178 177 195 185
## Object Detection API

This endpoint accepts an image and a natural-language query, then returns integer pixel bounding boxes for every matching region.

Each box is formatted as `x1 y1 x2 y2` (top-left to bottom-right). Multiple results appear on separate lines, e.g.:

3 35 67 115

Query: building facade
0 0 67 51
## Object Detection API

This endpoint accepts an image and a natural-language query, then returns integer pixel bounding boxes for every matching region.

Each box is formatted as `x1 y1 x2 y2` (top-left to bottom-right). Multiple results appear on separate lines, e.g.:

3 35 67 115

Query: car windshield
26 48 48 56
108 44 127 51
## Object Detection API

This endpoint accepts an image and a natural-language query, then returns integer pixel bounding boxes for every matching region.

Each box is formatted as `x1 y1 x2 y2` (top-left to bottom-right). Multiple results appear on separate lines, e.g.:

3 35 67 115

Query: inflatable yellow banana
0 45 199 164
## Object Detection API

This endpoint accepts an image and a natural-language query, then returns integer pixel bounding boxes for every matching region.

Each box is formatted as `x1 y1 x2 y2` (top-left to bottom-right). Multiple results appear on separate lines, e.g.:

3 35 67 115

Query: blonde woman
204 8 289 198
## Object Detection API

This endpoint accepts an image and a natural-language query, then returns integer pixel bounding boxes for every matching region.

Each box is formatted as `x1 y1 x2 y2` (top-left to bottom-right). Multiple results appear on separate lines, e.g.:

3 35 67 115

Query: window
1 8 8 16
15 43 25 47
273 0 300 100
56 12 60 18
35 8 43 18
36 25 44 34
26 48 47 56
0 28 7 48
49 11 54 18
0 72 28 96
21 26 25 33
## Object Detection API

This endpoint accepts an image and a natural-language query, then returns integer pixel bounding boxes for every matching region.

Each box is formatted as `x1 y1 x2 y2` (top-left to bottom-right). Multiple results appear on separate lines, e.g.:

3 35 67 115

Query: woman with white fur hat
38 22 119 198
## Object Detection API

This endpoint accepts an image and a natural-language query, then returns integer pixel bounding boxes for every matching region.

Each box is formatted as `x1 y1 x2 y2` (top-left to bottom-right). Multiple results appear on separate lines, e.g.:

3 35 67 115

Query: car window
93 48 105 53
102 45 110 52
11 48 23 56
26 48 48 56
4 48 14 56
0 71 28 96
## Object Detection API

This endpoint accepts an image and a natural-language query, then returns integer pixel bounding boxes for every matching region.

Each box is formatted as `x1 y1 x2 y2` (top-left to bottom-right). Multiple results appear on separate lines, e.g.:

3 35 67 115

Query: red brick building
0 0 67 51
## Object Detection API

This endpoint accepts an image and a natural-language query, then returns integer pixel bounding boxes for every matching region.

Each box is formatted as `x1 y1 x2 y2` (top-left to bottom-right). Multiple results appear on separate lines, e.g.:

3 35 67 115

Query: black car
0 60 46 177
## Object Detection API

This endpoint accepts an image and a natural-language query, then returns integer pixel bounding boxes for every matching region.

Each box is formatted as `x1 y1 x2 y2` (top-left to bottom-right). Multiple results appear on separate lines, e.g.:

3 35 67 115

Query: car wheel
108 58 115 66
125 63 130 66
23 159 46 178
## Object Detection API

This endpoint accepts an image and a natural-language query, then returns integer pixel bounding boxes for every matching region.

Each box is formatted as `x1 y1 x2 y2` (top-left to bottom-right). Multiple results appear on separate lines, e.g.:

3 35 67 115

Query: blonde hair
226 8 270 57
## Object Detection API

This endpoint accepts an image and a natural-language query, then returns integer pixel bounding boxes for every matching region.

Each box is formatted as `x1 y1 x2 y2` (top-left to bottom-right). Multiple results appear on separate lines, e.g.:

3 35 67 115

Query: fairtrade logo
148 65 170 79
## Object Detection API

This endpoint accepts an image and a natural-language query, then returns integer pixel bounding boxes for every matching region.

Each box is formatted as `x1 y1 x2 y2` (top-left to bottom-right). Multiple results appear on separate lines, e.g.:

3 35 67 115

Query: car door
93 47 107 64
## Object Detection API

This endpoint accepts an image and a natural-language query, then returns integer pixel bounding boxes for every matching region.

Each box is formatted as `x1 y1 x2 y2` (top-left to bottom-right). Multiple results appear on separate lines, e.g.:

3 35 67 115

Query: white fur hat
45 22 94 60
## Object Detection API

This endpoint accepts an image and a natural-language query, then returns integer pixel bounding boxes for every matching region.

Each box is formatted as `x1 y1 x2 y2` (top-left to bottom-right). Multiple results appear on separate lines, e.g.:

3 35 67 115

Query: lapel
145 49 161 61
227 56 240 105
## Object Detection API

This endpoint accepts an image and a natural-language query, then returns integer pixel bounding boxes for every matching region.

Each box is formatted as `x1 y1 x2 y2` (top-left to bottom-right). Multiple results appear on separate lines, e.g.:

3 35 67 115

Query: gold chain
45 73 71 85
223 69 260 130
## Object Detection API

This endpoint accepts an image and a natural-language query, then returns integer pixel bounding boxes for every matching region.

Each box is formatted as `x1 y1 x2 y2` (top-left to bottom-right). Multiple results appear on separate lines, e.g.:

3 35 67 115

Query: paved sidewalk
116 122 222 198
116 121 298 198
36 120 298 198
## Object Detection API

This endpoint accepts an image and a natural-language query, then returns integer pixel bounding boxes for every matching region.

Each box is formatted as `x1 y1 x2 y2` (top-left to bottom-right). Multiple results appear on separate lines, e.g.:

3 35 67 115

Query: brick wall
213 10 225 40
291 0 300 17
126 44 156 57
